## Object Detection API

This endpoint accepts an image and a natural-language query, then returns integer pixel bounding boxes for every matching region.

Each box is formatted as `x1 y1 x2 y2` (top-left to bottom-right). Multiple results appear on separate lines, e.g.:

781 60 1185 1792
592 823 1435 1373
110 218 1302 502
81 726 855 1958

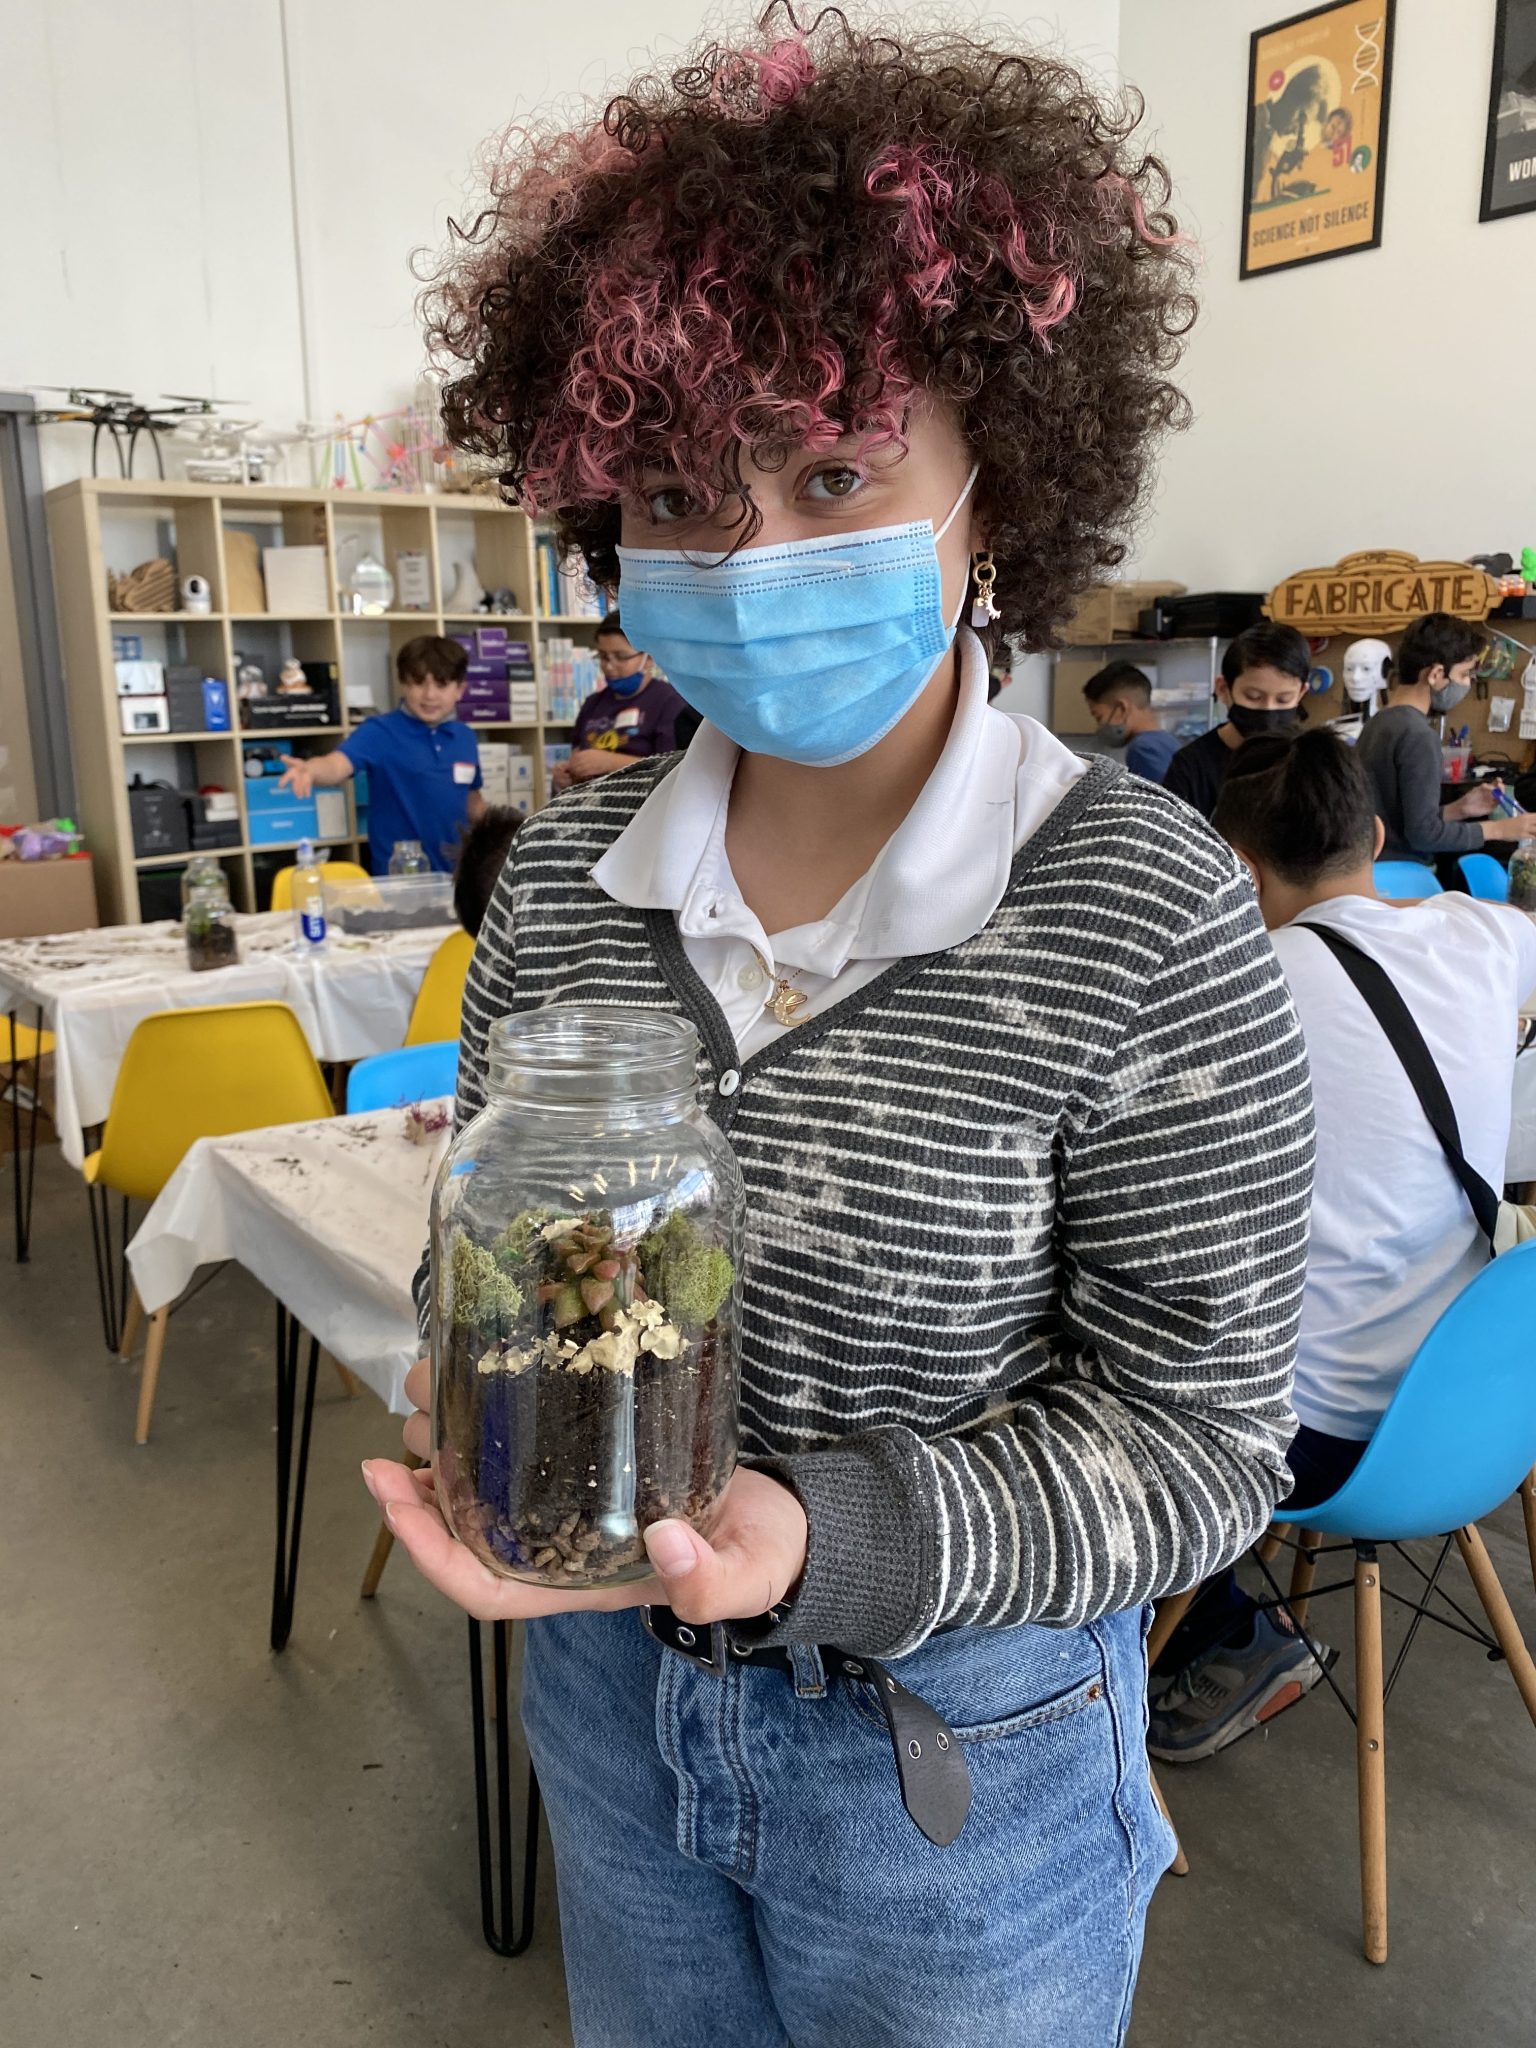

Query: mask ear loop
935 464 986 633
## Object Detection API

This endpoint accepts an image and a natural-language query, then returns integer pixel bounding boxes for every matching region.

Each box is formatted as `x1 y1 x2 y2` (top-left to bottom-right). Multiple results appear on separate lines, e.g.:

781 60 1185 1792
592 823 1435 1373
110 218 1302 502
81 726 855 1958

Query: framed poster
1481 0 1536 222
1241 2 1395 279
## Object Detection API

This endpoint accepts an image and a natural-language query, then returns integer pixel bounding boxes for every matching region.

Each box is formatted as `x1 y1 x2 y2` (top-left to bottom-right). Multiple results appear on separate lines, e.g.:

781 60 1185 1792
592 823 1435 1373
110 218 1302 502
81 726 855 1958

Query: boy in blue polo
278 636 484 874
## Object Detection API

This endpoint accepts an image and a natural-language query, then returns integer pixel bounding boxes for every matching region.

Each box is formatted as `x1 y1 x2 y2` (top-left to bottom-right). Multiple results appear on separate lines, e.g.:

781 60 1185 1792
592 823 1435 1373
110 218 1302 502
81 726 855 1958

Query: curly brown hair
423 4 1195 649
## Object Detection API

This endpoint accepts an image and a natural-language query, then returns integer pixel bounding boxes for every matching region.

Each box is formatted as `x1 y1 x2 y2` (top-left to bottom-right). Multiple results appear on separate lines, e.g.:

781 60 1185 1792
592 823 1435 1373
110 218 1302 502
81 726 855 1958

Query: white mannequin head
1342 637 1392 705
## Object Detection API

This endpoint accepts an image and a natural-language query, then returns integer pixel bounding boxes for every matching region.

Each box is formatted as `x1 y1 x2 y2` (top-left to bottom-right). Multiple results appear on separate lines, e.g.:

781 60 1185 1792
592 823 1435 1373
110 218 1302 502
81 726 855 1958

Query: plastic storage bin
323 871 454 934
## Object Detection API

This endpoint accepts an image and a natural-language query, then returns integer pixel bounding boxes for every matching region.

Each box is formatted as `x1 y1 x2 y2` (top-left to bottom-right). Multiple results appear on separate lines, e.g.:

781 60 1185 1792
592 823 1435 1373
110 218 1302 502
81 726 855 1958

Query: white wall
1119 0 1531 591
1 0 1118 483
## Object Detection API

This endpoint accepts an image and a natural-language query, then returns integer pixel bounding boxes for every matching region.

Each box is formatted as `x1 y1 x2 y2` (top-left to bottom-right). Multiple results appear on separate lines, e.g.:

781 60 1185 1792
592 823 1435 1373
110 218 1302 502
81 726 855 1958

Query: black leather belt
641 1605 972 1847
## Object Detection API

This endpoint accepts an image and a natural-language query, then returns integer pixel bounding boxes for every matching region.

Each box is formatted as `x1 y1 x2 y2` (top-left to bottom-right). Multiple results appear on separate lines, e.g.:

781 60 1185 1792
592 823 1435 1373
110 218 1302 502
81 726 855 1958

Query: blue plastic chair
346 1040 458 1113
1372 860 1443 899
1457 852 1510 902
1265 1241 1536 1963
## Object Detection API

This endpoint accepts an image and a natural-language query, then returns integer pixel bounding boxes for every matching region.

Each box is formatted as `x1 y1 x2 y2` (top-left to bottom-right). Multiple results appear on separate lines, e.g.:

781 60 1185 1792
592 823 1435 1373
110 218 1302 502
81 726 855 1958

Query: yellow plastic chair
406 928 474 1045
87 1002 334 1443
268 859 370 912
1 1014 56 1063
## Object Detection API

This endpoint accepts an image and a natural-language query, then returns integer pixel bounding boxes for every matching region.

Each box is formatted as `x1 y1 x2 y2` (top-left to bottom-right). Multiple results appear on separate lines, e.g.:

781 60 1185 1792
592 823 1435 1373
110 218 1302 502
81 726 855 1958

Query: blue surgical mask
605 664 647 699
615 466 978 767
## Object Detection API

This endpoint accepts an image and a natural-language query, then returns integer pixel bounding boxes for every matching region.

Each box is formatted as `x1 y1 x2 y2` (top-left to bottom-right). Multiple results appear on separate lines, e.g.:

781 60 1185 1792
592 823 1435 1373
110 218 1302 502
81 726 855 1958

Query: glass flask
345 551 395 616
431 1006 744 1587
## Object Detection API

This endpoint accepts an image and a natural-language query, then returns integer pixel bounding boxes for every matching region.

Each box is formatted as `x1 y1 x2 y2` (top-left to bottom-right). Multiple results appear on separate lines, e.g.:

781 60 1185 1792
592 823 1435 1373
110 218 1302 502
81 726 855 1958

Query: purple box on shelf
461 682 512 724
473 625 510 657
466 658 511 683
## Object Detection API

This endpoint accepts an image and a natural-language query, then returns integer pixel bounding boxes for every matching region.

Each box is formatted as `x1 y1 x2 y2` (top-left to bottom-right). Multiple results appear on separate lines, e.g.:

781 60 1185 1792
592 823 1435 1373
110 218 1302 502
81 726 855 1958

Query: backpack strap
1306 923 1502 1248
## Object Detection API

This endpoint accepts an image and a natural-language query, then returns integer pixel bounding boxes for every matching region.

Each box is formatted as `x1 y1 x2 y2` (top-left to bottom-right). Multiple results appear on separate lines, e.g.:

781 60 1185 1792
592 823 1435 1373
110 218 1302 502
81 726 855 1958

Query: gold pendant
766 980 809 1027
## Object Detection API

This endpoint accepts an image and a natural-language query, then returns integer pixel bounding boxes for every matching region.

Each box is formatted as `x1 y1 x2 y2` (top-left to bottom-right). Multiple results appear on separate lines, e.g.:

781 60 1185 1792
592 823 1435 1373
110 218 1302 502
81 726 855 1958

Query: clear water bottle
292 839 328 951
388 839 429 876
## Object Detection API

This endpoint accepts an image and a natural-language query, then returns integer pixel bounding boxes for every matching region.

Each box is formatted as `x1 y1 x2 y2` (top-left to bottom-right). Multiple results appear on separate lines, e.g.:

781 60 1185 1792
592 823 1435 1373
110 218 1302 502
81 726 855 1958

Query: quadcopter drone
29 388 248 478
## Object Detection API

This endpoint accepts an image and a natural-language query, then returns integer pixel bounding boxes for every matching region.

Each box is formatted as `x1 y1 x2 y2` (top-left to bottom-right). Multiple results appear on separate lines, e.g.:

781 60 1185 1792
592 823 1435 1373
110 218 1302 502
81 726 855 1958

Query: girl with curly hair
363 10 1314 2041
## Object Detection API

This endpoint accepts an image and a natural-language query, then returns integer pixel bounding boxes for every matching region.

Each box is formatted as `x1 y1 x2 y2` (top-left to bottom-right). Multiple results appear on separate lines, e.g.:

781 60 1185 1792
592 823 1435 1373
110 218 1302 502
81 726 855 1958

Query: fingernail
644 1521 697 1578
383 1502 399 1531
360 1461 379 1499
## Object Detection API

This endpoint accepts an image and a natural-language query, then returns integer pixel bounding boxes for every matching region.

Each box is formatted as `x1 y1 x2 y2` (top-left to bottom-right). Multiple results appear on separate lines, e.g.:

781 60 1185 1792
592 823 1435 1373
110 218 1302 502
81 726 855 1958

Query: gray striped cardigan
433 752 1314 1657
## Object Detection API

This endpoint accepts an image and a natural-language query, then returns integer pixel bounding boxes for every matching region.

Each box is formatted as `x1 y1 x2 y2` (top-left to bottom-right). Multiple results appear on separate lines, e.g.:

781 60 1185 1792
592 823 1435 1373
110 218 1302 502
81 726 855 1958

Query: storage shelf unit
47 478 608 923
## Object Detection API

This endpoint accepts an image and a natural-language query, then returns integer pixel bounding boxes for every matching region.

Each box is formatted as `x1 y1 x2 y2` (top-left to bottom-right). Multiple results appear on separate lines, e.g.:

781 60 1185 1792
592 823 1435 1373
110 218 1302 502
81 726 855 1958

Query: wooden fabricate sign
1264 550 1502 633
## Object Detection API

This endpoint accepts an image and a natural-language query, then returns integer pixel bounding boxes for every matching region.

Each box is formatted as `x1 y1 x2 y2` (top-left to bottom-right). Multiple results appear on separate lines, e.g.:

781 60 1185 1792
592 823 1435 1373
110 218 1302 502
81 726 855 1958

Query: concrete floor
5 1138 1536 2047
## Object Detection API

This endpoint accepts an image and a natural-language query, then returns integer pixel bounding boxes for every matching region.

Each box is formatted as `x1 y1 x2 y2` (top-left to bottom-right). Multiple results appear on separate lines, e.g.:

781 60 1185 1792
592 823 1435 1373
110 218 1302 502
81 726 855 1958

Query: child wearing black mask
1163 621 1309 819
1355 612 1536 866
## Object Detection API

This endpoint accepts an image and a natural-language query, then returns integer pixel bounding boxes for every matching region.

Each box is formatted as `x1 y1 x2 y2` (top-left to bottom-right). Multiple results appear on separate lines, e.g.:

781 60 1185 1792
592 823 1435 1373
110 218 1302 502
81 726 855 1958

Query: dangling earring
969 551 1000 629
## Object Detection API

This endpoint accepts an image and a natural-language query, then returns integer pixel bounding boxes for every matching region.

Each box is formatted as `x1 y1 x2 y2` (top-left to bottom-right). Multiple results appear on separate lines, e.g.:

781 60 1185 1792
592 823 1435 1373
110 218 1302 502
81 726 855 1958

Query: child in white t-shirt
1151 728 1536 1762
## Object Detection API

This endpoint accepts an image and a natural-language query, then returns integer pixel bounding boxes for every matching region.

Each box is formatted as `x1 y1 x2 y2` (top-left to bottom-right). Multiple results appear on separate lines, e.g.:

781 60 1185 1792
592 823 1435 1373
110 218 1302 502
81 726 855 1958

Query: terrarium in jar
431 1006 745 1587
183 873 239 972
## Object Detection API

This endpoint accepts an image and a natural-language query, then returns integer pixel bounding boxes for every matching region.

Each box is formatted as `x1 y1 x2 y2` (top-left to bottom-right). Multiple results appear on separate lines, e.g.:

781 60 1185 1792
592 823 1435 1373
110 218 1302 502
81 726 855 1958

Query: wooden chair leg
133 1306 171 1446
1258 1520 1291 1566
330 1356 362 1399
1289 1528 1323 1632
1149 1766 1189 1876
1146 1585 1198 1667
360 1450 424 1597
1455 1524 1536 1731
118 1286 144 1361
1519 1470 1536 1603
1355 1549 1388 1965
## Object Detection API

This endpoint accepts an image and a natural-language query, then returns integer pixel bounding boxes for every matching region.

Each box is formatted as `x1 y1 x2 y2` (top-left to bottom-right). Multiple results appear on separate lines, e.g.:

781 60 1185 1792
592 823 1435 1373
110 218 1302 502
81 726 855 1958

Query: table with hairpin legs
126 1105 539 1957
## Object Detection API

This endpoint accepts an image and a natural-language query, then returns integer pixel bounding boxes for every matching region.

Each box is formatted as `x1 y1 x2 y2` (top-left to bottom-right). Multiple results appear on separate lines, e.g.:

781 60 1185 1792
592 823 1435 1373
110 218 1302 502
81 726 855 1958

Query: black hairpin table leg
271 1301 321 1653
467 1617 541 1957
8 1002 45 1264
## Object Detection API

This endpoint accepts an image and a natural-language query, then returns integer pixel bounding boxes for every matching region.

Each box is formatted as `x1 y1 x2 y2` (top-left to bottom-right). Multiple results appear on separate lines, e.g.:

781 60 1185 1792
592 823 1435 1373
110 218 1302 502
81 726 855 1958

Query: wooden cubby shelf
47 478 599 922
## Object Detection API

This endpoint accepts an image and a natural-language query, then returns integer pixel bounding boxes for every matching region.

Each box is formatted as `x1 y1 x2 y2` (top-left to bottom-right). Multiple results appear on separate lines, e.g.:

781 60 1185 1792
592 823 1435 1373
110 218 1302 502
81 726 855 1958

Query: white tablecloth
0 913 454 1167
1511 1050 1536 1183
126 1105 449 1413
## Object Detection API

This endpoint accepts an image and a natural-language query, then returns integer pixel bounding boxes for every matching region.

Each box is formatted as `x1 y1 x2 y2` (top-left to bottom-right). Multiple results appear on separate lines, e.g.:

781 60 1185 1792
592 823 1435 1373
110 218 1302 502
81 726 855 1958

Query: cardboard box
0 854 99 939
1061 581 1185 646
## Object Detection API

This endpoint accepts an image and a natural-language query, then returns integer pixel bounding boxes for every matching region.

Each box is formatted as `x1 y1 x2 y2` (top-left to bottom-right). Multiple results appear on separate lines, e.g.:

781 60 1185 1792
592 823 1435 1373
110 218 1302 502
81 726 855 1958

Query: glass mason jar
431 1006 745 1588
388 839 429 876
180 853 225 918
183 879 240 972
1509 839 1536 914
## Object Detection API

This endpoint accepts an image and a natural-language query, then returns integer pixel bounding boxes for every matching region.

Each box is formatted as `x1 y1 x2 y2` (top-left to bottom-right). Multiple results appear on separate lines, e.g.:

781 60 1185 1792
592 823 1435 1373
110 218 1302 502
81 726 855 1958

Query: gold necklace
752 947 810 1027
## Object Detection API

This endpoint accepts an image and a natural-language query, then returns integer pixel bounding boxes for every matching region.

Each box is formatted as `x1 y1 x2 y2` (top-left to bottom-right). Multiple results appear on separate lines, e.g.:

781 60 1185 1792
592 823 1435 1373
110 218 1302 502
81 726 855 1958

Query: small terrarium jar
179 854 225 918
183 875 239 972
431 1006 745 1587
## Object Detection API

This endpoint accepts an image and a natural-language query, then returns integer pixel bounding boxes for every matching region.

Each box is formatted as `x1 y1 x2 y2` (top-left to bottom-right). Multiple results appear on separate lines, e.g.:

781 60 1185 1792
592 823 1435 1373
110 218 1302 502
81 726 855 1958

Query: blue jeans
521 1604 1174 2046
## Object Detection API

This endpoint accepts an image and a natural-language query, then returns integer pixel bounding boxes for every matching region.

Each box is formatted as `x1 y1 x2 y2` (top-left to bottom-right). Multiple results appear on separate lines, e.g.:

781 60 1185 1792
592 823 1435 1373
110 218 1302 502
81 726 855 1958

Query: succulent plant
534 1212 645 1329
639 1211 734 1328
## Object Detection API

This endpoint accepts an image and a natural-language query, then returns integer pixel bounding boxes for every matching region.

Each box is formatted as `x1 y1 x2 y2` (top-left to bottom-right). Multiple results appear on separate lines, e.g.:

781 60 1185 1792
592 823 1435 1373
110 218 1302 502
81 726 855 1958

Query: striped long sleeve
418 759 1314 1658
764 859 1313 1655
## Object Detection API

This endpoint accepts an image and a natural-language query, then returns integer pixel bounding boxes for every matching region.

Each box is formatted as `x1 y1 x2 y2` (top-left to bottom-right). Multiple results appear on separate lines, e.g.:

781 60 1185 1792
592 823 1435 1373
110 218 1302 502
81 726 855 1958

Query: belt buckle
641 1604 729 1677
